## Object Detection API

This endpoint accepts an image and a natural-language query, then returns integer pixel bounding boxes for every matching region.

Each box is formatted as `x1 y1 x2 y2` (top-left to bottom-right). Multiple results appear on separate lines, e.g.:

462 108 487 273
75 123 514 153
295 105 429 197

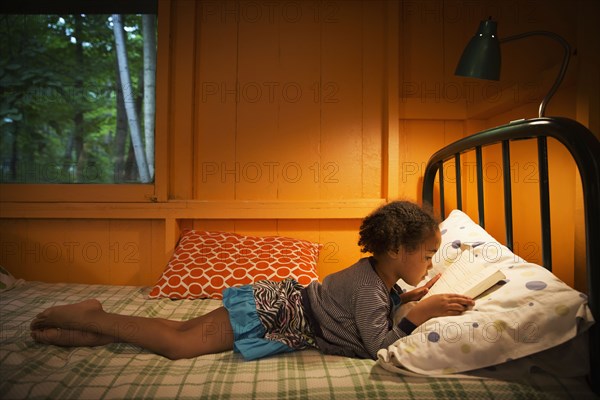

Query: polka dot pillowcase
432 209 523 279
149 231 321 300
378 209 594 375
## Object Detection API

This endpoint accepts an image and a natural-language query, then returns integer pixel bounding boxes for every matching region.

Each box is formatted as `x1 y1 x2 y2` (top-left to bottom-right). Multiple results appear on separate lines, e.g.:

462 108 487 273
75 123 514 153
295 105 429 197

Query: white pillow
0 265 22 291
398 210 521 290
378 210 594 375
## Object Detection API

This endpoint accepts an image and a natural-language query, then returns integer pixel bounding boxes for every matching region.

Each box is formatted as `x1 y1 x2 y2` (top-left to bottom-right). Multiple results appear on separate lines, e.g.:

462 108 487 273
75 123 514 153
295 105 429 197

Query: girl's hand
405 293 475 326
399 273 441 303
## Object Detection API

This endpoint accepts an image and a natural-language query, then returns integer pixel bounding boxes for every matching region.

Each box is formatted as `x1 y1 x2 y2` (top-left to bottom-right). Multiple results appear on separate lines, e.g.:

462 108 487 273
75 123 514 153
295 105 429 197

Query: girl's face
394 229 441 286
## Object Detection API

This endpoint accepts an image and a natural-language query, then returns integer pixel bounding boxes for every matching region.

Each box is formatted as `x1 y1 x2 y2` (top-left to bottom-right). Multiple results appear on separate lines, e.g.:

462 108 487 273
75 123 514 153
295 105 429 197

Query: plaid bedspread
0 281 595 399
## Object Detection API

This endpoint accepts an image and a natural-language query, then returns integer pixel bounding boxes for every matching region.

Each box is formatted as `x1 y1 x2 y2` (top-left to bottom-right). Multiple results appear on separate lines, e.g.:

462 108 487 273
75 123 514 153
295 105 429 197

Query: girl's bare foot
30 299 105 331
31 327 115 347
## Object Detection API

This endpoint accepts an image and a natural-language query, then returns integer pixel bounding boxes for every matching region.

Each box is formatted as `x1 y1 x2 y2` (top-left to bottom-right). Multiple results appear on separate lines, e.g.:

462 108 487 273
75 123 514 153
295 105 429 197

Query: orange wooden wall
1 0 598 291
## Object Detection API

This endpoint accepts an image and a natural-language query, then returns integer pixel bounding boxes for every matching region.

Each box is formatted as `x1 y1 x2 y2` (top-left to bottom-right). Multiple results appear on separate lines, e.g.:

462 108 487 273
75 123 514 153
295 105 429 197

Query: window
0 1 157 184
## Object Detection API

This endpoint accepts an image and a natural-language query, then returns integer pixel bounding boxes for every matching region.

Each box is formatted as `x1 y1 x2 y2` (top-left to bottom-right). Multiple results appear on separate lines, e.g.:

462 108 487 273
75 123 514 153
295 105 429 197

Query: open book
421 255 506 300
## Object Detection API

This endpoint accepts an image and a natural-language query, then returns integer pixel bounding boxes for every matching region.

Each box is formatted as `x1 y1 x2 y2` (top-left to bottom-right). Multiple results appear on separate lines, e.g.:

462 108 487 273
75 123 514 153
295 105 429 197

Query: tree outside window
1 10 156 184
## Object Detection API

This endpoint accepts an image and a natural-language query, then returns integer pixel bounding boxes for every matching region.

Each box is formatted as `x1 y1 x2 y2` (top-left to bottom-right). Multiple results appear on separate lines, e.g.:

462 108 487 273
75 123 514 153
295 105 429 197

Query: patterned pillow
379 209 594 376
423 209 520 282
149 231 322 300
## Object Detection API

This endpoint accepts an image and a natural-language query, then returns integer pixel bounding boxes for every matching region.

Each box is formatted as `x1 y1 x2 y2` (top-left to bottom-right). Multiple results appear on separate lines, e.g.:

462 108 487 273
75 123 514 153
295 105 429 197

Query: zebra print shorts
252 278 317 351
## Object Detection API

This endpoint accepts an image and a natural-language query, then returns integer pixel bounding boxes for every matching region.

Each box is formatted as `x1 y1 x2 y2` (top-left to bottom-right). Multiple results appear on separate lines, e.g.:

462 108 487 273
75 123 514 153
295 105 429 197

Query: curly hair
358 201 438 255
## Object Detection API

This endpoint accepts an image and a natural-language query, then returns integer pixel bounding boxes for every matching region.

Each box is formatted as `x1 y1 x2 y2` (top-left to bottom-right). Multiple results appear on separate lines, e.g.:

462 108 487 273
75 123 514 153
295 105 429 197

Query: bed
1 116 599 399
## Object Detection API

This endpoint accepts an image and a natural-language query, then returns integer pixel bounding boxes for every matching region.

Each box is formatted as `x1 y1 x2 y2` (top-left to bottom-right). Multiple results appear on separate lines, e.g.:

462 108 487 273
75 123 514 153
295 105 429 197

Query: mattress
0 281 595 399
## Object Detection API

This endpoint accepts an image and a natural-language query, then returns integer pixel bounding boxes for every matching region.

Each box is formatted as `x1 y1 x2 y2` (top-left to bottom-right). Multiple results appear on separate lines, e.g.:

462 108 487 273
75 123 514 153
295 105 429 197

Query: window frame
0 0 165 203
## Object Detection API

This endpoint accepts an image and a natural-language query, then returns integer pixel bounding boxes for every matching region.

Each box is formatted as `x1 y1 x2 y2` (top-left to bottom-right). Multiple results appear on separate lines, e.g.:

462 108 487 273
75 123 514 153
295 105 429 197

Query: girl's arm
399 274 441 303
405 294 475 326
353 285 419 359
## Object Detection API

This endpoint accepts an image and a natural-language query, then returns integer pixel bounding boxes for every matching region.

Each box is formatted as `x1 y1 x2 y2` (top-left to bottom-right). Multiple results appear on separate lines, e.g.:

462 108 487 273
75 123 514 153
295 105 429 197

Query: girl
30 201 474 361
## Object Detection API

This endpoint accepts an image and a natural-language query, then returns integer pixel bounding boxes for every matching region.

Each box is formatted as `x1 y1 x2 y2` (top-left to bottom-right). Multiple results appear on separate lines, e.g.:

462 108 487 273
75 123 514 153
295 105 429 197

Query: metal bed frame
421 117 599 393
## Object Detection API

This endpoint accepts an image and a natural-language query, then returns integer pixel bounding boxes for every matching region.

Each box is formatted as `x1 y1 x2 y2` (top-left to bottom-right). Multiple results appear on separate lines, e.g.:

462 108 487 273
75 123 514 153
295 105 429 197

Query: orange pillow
149 231 322 300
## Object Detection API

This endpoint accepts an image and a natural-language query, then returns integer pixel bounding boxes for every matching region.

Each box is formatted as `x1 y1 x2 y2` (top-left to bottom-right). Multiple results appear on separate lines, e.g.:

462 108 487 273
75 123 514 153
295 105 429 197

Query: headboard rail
421 116 599 392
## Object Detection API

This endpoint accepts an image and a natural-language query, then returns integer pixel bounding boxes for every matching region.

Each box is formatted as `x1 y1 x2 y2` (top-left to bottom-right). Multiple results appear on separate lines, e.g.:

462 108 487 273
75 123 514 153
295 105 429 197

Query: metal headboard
421 116 599 392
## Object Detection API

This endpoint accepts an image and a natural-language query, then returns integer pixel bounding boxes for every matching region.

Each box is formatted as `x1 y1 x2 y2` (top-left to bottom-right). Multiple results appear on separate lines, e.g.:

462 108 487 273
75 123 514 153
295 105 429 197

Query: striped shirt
304 257 415 359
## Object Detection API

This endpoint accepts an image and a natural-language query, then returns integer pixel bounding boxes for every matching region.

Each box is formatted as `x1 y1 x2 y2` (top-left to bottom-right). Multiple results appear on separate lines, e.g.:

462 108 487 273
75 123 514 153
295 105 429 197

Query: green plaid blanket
0 282 594 399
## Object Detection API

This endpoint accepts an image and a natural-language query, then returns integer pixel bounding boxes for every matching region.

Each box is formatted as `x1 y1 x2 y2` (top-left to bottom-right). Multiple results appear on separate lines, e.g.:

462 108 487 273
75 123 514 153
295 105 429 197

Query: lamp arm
500 31 571 117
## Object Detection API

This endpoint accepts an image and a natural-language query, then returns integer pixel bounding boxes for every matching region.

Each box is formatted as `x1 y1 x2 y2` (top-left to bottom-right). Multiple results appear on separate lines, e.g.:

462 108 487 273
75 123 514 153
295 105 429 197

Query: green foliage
0 14 152 183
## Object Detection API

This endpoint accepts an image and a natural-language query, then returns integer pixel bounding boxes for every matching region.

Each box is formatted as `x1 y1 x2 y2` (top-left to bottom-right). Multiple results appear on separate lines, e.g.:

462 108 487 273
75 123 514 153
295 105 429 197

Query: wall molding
0 199 385 219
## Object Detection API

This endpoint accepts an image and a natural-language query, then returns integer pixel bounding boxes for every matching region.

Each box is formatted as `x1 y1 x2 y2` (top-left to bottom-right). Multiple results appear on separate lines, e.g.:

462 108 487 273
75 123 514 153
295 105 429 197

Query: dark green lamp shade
455 19 501 81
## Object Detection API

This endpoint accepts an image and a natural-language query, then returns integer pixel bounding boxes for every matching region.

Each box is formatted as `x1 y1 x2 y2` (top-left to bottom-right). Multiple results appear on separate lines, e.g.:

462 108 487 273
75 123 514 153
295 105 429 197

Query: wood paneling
0 219 156 285
0 0 596 288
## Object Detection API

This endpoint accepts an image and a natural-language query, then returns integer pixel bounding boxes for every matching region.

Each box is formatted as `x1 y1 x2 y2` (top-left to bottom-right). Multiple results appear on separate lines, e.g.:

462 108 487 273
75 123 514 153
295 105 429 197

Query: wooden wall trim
0 184 155 203
382 0 400 200
0 199 384 219
153 0 172 202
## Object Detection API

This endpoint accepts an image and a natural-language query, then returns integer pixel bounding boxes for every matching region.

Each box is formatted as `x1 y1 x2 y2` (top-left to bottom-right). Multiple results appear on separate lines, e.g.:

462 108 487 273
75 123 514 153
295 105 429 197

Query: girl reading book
30 201 474 360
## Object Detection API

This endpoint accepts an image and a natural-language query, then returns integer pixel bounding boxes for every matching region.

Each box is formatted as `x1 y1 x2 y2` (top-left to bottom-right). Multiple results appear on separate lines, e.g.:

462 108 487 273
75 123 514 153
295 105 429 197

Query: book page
422 255 505 299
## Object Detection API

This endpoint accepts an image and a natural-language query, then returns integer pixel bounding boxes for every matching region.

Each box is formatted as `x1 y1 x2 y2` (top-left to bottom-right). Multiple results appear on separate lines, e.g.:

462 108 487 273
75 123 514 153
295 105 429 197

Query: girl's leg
31 327 115 347
30 299 235 360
